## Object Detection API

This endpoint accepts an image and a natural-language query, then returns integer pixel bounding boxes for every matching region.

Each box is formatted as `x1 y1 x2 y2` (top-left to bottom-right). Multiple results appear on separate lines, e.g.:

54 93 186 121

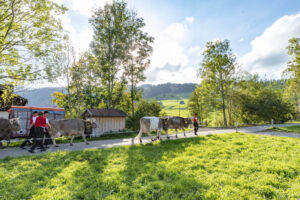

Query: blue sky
50 0 300 85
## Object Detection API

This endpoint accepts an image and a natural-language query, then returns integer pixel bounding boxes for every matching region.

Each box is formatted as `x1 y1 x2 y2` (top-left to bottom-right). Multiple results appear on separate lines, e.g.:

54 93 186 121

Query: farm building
82 108 127 136
0 85 28 118
8 106 65 138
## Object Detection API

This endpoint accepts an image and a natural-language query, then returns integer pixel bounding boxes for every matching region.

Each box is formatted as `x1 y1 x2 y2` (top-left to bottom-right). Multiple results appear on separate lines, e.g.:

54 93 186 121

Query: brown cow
0 118 21 148
49 119 97 146
164 116 193 138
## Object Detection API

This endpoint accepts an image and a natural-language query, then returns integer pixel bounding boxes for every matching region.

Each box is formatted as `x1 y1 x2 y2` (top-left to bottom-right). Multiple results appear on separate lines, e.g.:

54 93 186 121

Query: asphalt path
0 123 299 159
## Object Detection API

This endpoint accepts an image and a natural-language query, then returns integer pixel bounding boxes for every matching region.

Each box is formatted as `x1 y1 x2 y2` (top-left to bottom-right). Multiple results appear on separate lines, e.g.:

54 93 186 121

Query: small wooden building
82 108 127 136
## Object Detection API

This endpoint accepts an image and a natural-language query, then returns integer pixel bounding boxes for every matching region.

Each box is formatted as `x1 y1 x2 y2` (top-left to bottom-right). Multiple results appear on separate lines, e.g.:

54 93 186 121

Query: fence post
271 119 274 126
205 121 207 128
235 122 238 133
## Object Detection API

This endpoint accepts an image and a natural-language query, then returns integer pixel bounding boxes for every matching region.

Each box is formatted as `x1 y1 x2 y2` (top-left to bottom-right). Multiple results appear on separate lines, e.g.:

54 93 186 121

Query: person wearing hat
20 111 38 149
193 113 198 135
28 112 47 153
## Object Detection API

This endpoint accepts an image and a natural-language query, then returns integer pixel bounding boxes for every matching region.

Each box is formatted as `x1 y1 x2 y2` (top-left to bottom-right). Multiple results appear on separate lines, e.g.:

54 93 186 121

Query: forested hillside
16 83 196 107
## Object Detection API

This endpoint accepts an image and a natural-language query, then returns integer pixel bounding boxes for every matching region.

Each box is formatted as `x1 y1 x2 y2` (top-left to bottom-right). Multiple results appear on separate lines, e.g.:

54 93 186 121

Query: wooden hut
82 108 127 136
0 85 28 119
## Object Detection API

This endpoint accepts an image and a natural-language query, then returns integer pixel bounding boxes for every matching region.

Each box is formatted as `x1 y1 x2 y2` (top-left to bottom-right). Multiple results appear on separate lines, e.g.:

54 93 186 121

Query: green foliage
126 99 162 130
89 1 152 109
1 133 300 199
284 37 300 119
0 0 66 86
199 39 237 126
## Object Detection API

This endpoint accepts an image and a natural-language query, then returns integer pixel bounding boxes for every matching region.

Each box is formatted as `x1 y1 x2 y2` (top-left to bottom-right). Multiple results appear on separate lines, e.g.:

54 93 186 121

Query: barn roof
82 108 127 118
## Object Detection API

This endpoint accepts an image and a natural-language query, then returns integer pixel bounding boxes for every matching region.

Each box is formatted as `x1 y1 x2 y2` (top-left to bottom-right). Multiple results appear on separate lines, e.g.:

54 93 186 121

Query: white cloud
188 46 202 56
150 22 188 69
185 17 194 23
68 0 112 17
239 13 300 78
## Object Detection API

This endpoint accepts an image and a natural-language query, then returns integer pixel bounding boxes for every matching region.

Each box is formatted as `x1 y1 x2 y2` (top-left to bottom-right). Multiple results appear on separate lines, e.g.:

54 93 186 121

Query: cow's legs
52 137 59 147
183 128 186 136
166 129 170 139
135 129 143 144
175 129 178 138
70 136 75 146
81 134 89 145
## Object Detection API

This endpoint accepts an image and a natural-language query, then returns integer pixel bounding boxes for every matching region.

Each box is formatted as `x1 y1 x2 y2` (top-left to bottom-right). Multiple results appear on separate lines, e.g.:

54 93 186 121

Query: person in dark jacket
20 111 38 149
43 111 52 147
28 112 47 153
193 113 198 135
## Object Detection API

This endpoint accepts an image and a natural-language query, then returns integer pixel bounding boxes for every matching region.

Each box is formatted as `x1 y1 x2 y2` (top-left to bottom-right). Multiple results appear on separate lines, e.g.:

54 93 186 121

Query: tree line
188 39 300 127
1 0 299 129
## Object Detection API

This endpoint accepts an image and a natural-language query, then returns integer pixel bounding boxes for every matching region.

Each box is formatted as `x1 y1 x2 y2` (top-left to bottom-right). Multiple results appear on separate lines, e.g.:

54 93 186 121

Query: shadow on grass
0 149 112 200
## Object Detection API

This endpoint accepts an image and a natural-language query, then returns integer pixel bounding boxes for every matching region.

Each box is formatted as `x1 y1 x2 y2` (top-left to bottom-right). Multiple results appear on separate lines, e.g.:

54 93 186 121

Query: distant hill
140 83 197 100
16 87 66 108
15 83 197 107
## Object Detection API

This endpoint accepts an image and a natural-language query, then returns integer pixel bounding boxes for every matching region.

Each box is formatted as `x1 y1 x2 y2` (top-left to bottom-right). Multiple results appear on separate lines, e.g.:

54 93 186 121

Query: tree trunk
295 93 300 119
131 77 135 117
220 81 227 127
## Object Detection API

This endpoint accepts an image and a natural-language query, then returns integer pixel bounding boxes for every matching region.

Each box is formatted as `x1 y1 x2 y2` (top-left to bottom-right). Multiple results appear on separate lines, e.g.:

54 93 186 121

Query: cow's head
84 119 97 128
160 117 168 131
9 118 21 131
183 118 193 128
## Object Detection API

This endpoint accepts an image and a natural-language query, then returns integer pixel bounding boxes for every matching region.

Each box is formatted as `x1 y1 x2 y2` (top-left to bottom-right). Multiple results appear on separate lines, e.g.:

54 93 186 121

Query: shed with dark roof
82 108 127 136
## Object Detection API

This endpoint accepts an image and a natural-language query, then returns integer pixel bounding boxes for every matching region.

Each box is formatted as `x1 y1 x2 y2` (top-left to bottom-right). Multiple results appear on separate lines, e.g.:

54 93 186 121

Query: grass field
270 125 300 134
161 99 190 117
1 133 300 199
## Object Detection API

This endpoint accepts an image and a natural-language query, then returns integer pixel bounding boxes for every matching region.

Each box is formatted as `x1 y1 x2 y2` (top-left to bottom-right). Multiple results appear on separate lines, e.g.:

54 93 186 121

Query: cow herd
0 116 194 149
136 116 193 143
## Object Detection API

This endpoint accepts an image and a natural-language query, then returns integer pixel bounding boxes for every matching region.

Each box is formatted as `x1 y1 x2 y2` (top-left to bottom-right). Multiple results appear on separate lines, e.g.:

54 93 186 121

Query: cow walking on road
135 117 168 144
164 116 193 139
49 119 97 146
0 118 21 148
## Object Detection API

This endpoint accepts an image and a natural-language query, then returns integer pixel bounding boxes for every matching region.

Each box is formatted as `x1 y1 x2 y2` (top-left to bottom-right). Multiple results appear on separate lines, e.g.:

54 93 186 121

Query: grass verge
269 125 300 134
1 133 300 199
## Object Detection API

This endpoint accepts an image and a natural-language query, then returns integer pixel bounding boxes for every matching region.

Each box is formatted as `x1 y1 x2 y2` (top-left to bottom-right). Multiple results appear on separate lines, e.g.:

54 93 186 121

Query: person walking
20 111 38 149
193 113 198 135
43 111 52 147
28 112 47 153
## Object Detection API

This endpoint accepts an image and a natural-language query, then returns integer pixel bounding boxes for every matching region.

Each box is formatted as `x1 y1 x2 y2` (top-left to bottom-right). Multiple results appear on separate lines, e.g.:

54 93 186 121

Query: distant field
160 99 190 117
1 133 300 199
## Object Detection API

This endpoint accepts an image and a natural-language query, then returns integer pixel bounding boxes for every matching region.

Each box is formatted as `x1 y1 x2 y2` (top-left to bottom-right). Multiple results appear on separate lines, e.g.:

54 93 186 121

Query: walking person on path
20 111 38 149
43 111 52 147
193 113 198 135
28 112 47 153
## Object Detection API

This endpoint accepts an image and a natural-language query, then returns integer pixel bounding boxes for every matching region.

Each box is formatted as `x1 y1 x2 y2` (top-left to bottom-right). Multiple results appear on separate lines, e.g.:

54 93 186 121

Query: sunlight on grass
1 133 300 199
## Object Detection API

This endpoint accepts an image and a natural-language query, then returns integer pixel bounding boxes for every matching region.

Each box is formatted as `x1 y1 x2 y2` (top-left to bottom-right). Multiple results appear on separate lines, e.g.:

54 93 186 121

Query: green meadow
1 133 300 200
161 99 190 117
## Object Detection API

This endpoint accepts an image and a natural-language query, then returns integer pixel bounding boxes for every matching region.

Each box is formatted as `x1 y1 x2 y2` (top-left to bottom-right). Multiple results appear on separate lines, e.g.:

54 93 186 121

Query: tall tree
90 1 148 109
122 18 154 117
199 39 236 127
284 37 300 118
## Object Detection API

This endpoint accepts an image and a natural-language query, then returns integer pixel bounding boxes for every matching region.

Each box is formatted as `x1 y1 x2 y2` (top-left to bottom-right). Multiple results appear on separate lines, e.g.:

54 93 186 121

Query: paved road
0 123 299 159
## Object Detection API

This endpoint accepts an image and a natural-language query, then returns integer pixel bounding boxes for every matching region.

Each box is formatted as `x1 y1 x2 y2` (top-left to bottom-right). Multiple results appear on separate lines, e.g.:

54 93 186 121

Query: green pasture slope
161 99 190 117
1 133 300 199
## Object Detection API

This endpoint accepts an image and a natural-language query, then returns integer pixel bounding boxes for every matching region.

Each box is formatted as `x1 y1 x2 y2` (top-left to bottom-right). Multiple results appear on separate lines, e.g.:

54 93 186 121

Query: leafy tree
284 37 300 118
90 1 150 109
126 99 162 130
0 0 66 107
122 18 154 117
199 39 236 126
